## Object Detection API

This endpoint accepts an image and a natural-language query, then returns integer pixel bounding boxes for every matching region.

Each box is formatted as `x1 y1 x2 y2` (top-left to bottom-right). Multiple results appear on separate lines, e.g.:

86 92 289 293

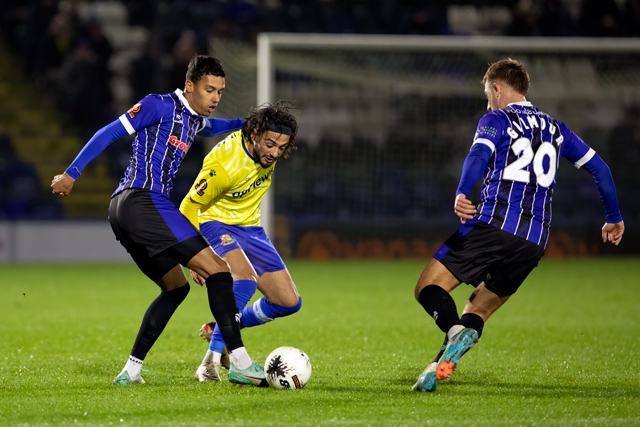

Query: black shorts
108 189 209 281
434 219 545 297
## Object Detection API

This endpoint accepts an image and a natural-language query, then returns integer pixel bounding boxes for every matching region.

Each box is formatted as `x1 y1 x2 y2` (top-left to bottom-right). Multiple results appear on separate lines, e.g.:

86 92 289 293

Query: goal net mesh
215 36 640 258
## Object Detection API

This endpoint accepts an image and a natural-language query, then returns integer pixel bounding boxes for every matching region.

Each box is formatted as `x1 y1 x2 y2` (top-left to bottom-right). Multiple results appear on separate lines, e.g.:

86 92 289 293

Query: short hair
482 58 530 96
242 101 299 159
185 55 225 84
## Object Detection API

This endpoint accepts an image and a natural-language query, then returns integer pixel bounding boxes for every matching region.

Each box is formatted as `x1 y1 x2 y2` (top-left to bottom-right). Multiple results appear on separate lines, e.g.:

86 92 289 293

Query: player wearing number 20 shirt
470 101 602 248
433 60 623 298
411 59 624 394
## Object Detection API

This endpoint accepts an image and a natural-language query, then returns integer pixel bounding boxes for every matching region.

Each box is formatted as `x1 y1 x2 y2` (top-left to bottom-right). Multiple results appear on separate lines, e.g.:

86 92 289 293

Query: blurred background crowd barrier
1 0 638 260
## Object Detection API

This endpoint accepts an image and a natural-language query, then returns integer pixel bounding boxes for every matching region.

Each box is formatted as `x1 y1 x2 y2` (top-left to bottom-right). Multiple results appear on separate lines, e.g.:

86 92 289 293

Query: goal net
218 35 640 258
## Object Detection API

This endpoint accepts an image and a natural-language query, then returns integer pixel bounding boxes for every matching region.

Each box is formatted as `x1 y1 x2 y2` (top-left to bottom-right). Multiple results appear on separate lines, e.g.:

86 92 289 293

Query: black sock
431 313 485 363
205 272 243 352
461 313 484 338
418 285 461 334
131 284 190 360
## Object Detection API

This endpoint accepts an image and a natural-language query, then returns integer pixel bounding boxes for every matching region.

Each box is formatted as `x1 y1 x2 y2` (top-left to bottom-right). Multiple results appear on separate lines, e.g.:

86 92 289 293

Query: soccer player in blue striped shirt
51 55 267 387
412 58 625 392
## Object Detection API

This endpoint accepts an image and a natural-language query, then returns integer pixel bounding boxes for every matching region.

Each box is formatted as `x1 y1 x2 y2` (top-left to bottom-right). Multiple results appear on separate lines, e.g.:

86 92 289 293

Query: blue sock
209 280 257 352
240 296 302 327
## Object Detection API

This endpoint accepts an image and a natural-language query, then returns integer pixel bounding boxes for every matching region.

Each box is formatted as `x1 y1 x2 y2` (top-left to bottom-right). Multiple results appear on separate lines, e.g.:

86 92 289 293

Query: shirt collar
508 101 532 107
174 89 199 115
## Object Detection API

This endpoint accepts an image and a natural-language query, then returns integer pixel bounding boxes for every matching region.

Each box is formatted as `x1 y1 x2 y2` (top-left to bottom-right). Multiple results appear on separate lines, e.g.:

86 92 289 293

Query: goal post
253 34 640 257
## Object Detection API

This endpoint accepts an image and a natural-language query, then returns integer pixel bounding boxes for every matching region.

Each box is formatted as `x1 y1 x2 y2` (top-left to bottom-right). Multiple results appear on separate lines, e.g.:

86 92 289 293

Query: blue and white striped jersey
114 89 206 196
471 101 595 248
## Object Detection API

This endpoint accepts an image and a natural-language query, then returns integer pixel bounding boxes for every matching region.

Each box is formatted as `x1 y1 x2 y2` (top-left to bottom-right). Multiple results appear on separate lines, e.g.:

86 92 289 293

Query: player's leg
237 225 301 327
413 221 500 391
412 258 477 392
430 283 505 383
414 258 466 339
185 246 267 386
197 247 257 382
111 247 191 385
239 268 301 326
430 285 496 365
462 282 510 322
435 228 545 384
109 192 194 385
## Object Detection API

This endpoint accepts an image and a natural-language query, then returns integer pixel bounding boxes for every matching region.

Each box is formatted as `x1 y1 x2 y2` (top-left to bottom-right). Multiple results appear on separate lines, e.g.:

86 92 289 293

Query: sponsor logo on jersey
477 125 497 138
195 179 207 196
127 103 141 119
232 169 274 198
220 234 235 246
169 135 189 152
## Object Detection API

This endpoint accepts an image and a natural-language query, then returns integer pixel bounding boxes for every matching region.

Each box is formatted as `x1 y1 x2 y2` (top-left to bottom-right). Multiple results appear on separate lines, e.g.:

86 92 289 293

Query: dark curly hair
241 101 298 159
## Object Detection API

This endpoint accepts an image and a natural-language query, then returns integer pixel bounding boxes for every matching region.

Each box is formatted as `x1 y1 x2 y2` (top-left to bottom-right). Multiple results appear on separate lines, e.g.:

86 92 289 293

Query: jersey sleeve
197 118 244 137
118 94 164 135
558 121 595 169
65 119 129 179
179 162 231 228
471 112 504 153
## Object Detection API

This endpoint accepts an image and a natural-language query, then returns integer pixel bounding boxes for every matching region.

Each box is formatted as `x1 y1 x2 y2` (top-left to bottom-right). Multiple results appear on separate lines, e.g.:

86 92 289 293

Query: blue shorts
200 221 285 275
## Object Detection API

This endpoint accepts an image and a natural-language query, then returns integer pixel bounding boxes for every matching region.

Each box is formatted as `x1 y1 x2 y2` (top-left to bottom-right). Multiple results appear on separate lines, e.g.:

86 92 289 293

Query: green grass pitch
1 259 639 426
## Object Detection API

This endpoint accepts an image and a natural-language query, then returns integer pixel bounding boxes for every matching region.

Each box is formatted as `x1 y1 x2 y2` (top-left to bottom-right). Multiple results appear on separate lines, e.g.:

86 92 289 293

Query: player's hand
190 269 206 286
454 194 476 224
602 221 624 246
51 172 75 197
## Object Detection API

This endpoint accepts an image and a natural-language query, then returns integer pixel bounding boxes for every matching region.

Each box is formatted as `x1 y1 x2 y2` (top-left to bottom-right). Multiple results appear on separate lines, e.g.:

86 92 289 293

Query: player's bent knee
187 248 230 277
234 271 259 283
164 283 190 305
273 296 302 316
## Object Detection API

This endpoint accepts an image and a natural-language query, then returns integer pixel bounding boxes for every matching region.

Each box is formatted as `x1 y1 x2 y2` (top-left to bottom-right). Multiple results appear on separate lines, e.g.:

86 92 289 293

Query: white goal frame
256 33 640 236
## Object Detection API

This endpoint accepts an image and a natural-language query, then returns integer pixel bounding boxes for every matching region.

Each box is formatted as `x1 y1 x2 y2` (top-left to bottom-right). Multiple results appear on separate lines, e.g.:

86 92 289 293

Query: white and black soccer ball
264 346 312 390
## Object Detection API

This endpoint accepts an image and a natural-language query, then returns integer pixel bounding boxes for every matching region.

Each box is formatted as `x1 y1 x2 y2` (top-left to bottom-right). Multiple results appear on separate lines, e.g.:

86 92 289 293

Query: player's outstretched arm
50 119 129 197
602 221 624 246
198 118 243 137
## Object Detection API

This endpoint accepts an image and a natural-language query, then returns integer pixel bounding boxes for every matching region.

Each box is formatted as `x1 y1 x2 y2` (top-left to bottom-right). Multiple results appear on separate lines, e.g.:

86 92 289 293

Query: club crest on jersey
220 234 235 246
127 103 141 119
195 179 207 196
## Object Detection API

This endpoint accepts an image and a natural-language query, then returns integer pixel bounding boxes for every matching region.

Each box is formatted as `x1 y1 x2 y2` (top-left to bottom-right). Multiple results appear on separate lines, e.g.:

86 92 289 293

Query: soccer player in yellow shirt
179 101 301 382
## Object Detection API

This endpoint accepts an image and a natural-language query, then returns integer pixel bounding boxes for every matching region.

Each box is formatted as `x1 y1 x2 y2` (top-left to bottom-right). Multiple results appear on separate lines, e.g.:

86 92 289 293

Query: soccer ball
264 346 312 390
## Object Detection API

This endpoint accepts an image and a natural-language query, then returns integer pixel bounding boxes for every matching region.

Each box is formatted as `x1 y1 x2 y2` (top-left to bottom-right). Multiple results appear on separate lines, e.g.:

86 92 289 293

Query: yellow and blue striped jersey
179 130 275 228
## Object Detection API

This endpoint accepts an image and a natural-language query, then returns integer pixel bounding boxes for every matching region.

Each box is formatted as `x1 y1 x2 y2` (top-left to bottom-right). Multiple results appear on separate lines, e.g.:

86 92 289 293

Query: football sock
447 324 465 340
130 283 190 361
209 280 257 353
205 273 243 352
229 346 252 370
418 285 461 334
124 355 143 378
461 312 485 338
240 296 302 327
432 313 485 363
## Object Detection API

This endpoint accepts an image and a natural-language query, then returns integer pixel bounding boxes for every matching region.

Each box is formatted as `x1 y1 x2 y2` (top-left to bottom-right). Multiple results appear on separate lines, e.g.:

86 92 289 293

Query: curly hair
241 101 298 159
